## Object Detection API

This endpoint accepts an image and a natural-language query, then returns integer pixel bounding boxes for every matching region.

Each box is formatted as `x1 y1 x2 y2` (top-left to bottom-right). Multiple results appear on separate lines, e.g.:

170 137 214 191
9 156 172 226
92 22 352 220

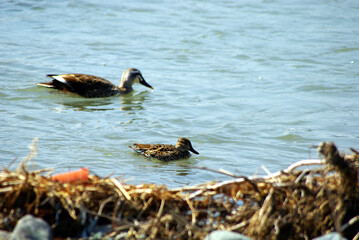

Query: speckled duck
129 138 199 161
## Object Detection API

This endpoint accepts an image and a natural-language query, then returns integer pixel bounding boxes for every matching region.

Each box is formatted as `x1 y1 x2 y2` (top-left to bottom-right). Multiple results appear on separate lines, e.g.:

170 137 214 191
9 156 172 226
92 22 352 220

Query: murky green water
1 0 358 187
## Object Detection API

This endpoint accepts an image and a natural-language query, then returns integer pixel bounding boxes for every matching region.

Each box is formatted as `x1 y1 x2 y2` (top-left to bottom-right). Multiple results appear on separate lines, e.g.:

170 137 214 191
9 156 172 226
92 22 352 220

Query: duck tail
36 74 61 88
36 82 55 88
46 74 59 78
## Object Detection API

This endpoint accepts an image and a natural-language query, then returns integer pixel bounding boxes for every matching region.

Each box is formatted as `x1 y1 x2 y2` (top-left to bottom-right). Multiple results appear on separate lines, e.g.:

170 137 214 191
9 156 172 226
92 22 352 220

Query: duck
129 137 199 161
36 68 153 98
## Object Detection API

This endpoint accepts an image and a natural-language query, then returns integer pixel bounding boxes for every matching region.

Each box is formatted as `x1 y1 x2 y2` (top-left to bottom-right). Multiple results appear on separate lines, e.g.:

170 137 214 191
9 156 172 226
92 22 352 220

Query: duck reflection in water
52 91 150 112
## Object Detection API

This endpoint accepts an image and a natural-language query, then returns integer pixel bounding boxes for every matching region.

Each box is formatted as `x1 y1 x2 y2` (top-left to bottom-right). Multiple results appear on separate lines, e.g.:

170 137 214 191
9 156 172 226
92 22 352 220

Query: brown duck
129 138 199 161
36 68 153 98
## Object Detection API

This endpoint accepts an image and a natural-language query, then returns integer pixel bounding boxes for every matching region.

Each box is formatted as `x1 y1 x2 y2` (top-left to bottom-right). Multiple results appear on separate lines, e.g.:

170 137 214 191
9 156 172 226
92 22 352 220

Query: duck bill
139 75 153 89
189 146 199 155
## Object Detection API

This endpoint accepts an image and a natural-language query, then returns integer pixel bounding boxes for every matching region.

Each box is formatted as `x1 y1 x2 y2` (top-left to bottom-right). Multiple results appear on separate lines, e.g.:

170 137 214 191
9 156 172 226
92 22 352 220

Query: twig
111 178 132 200
295 169 309 184
184 165 241 178
4 157 18 170
137 197 153 219
156 199 165 219
80 206 122 224
98 196 114 216
187 159 325 200
260 165 280 185
350 147 359 154
187 177 246 200
228 220 250 231
261 165 273 176
19 138 39 173
255 159 325 180
32 168 54 175
341 214 359 232
321 170 340 233
25 137 39 165
186 196 197 225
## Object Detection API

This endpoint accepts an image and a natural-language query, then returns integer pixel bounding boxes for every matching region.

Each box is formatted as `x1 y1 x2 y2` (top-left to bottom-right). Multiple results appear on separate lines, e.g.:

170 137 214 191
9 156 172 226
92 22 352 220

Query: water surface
1 0 358 187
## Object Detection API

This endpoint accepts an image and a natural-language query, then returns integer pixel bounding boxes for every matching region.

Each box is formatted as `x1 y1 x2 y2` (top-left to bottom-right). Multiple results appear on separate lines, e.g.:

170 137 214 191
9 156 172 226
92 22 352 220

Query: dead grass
0 139 358 239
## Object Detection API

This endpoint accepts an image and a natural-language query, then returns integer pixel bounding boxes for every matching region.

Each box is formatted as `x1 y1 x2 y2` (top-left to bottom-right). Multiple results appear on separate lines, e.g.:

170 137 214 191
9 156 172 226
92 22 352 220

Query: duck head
120 68 153 90
176 138 199 154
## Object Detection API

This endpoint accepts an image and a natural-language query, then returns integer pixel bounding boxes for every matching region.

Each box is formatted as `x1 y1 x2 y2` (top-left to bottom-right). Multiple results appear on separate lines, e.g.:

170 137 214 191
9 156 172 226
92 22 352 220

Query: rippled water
1 0 359 187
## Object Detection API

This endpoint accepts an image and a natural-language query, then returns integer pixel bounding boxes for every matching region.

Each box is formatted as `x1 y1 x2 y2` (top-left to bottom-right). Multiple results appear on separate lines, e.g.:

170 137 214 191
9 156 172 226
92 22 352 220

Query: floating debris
51 167 89 183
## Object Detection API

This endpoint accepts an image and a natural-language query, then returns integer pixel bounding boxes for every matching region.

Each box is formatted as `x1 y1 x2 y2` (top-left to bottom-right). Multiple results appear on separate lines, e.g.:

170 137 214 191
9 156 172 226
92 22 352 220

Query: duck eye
130 71 140 77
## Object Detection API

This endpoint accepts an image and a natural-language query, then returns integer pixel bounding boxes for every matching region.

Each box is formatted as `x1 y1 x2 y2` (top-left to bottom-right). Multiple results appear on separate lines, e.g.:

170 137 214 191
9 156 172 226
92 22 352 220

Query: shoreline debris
0 141 358 239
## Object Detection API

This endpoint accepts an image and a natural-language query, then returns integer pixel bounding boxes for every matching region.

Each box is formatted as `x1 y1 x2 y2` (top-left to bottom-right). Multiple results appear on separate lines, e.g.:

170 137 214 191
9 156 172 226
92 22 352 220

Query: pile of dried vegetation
0 139 358 239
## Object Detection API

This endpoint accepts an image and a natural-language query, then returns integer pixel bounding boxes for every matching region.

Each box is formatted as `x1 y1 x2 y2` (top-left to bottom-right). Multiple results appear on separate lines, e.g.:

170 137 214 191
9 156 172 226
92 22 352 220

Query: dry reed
0 139 358 239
